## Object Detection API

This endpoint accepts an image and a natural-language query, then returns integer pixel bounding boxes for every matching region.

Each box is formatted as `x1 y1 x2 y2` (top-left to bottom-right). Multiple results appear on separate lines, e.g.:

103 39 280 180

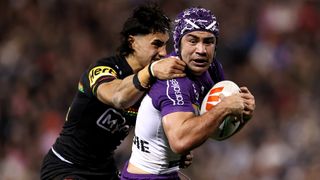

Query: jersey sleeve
88 66 117 95
78 58 119 97
87 59 118 95
149 78 195 117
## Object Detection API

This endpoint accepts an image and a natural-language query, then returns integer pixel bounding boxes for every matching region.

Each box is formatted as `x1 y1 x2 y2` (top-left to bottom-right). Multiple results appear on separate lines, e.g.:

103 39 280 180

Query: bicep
96 79 121 105
162 112 194 142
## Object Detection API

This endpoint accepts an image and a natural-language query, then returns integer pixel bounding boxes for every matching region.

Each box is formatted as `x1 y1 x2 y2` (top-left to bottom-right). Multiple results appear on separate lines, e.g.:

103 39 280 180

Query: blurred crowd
0 0 319 179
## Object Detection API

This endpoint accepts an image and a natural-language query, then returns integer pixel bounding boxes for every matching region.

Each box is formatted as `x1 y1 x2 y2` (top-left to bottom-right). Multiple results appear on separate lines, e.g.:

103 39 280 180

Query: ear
128 35 135 47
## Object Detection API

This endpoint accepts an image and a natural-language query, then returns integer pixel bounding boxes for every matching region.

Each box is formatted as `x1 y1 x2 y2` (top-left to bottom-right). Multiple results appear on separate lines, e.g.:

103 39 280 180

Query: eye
188 38 198 45
203 37 215 45
152 40 165 48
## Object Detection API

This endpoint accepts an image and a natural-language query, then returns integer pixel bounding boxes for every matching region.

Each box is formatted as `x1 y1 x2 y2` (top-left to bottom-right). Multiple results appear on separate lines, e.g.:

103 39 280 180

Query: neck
125 54 144 73
185 67 202 77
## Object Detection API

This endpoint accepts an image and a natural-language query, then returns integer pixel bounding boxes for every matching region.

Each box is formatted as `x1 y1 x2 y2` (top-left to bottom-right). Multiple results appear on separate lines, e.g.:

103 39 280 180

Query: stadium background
0 0 319 179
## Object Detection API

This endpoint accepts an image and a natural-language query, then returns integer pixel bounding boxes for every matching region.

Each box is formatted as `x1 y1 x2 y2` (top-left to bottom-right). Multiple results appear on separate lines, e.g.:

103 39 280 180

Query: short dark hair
117 3 171 56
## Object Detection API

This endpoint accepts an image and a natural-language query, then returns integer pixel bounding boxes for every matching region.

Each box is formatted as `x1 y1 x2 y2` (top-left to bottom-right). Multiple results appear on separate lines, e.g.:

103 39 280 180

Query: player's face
180 31 216 76
131 32 169 67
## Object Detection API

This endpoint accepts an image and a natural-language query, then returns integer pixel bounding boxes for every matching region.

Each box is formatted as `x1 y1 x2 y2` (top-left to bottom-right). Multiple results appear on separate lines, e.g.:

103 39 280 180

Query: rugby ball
200 80 241 141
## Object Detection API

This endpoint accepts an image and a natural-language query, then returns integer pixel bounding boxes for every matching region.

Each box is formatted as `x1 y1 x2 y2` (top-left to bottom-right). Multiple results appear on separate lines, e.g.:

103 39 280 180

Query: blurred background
0 0 319 179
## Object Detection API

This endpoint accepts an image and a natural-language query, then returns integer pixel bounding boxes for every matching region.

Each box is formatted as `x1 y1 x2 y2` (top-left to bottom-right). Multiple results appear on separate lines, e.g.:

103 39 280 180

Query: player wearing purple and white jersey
39 4 188 180
128 72 214 175
121 7 256 180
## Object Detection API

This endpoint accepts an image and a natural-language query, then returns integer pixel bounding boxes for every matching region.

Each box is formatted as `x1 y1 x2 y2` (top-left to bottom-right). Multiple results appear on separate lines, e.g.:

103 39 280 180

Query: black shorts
40 149 120 180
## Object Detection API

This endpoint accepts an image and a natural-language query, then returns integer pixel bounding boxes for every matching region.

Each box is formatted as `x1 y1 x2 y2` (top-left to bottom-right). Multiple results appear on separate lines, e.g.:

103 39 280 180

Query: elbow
169 135 206 154
111 91 142 109
96 83 143 109
112 102 125 109
98 92 130 109
112 96 131 109
170 140 190 155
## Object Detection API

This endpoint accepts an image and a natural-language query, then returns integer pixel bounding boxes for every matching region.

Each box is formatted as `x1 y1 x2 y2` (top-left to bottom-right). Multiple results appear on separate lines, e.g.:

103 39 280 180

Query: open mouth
192 59 208 66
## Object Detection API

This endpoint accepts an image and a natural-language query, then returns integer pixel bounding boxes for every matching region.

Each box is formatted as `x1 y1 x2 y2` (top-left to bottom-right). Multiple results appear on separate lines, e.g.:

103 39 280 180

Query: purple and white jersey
129 71 214 174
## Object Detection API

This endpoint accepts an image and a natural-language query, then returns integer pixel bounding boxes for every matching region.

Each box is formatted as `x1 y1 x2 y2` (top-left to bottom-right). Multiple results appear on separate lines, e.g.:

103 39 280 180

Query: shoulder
79 55 124 95
150 77 193 94
89 56 120 70
86 57 119 83
149 78 193 107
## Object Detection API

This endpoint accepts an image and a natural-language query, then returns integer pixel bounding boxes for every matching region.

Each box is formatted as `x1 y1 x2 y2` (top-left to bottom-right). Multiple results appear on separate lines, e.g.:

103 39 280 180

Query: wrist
149 60 161 79
133 61 160 91
148 62 157 83
139 66 151 88
133 73 149 91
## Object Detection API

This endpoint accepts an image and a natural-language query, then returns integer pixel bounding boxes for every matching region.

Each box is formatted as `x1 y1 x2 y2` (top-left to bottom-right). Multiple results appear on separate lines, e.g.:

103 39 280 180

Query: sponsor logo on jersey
96 108 130 134
88 66 117 87
168 79 184 105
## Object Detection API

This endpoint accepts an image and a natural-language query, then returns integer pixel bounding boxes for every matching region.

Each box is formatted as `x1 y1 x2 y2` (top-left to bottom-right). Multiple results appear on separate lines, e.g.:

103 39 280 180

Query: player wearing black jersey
40 4 187 180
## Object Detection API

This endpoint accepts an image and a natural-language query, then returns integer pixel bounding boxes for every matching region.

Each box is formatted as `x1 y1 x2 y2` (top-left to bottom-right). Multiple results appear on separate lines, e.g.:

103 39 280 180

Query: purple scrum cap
173 7 219 54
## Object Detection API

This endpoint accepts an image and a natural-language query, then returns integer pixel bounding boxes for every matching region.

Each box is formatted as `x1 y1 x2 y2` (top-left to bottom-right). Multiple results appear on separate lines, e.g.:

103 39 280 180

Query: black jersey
49 55 138 174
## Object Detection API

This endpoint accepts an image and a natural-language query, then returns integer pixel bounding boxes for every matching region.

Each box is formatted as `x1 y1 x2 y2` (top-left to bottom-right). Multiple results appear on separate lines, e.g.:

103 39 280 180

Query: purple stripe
120 161 180 180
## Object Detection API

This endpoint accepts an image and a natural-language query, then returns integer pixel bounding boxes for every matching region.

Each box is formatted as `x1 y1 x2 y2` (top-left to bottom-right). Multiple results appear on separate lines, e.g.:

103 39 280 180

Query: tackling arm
96 57 186 109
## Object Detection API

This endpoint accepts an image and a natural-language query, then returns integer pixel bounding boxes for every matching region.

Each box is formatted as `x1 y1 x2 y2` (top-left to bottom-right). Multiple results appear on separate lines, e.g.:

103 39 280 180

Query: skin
162 31 255 154
127 30 255 173
180 31 216 76
96 32 186 109
97 31 192 173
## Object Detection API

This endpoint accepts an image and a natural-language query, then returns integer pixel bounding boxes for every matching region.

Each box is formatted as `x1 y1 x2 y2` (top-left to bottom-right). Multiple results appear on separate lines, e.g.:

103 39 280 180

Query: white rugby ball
200 80 241 141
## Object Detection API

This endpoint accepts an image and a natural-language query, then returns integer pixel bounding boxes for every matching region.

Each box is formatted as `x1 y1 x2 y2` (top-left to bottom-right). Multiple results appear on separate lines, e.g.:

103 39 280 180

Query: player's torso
130 74 213 174
53 55 138 169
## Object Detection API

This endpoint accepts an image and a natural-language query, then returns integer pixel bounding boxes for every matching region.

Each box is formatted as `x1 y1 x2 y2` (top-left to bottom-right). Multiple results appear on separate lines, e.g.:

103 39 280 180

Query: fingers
179 152 193 168
171 56 186 66
182 161 192 168
240 86 255 105
240 87 253 97
152 56 186 79
161 56 185 68
219 93 244 116
240 86 249 92
172 73 186 78
239 86 255 118
167 56 186 71
219 87 254 121
185 152 193 159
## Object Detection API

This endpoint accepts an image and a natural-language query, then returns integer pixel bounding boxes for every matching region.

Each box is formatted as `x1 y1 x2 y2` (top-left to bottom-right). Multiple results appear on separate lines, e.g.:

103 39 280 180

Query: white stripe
166 80 176 105
184 19 200 29
51 147 74 164
206 21 216 30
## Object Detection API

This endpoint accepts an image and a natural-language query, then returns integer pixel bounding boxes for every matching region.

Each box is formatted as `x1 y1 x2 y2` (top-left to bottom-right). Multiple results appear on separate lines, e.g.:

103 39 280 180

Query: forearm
97 66 151 109
114 76 146 108
164 103 230 154
184 106 230 151
182 93 251 144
